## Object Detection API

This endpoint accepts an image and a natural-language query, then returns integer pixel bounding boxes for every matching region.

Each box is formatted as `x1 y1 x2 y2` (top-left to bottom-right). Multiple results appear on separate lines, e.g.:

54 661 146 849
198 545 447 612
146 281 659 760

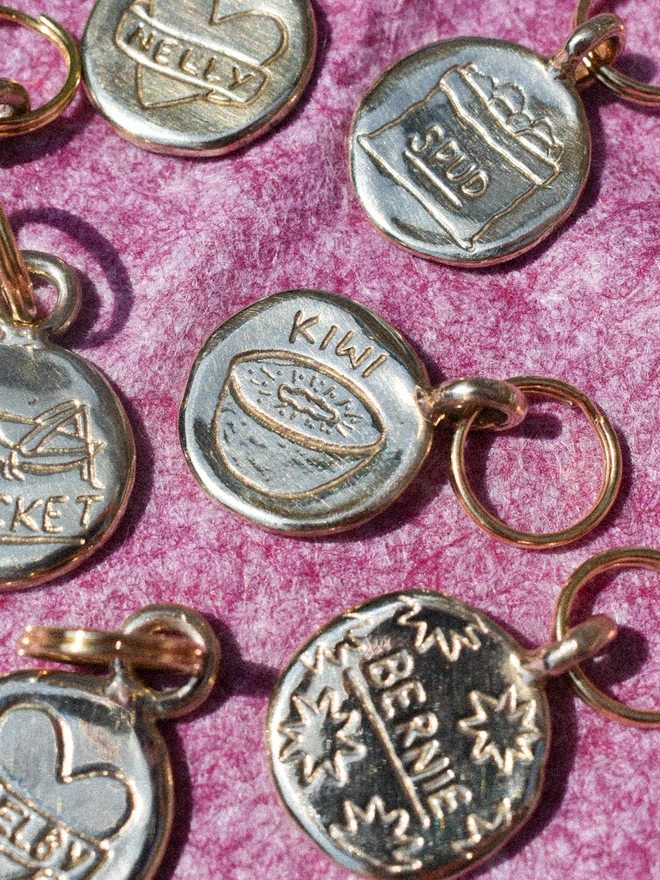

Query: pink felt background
1 0 660 877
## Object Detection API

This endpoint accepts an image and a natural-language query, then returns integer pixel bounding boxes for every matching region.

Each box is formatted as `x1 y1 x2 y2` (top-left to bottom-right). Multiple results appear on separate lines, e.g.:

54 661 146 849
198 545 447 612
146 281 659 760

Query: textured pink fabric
1 1 660 878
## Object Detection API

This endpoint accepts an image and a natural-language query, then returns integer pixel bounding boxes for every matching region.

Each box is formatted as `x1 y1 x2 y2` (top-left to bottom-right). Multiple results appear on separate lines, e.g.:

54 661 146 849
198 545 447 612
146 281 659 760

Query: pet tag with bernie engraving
268 548 660 878
350 2 659 265
0 205 135 589
180 289 621 546
82 0 316 155
0 605 219 880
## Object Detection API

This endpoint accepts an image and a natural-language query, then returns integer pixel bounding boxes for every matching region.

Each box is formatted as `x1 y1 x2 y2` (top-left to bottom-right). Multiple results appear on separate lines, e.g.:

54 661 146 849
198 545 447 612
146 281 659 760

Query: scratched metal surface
0 0 659 879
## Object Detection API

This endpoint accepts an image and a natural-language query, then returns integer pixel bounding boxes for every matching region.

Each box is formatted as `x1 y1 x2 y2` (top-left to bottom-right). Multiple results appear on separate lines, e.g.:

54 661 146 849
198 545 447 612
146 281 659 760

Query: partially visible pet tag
267 548 660 878
349 4 659 265
0 605 219 880
0 206 135 589
179 289 621 546
82 0 317 155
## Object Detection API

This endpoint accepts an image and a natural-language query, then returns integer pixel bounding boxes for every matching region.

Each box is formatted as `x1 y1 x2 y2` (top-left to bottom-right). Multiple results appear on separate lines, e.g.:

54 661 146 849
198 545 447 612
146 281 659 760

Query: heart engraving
0 705 132 879
115 0 288 109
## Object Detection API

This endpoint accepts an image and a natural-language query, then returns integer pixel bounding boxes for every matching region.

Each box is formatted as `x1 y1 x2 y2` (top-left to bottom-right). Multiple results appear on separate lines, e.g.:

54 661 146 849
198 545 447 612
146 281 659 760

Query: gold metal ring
574 0 660 104
448 376 622 548
120 605 221 719
554 548 660 727
0 201 35 323
418 377 528 430
0 6 81 136
18 624 207 674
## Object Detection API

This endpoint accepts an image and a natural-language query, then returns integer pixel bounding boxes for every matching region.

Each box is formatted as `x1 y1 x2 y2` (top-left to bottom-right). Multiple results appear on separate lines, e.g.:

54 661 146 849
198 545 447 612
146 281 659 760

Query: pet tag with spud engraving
82 0 316 155
268 548 660 877
179 289 621 546
0 207 135 590
350 4 657 265
0 605 219 880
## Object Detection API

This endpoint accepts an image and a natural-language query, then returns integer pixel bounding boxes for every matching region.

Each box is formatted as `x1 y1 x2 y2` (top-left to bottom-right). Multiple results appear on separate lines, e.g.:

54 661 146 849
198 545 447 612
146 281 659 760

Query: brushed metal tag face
82 0 316 155
351 38 590 266
180 291 433 533
0 322 135 589
268 591 550 878
0 672 164 880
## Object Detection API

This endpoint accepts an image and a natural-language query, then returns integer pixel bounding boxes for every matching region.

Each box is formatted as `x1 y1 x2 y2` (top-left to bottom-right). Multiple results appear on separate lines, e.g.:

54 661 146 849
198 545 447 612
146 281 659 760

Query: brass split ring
574 0 660 104
18 605 221 719
555 548 660 727
0 6 81 137
448 376 622 549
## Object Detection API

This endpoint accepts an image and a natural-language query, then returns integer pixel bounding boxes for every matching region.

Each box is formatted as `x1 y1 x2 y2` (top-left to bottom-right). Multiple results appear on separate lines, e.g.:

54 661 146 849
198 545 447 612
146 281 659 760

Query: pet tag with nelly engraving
268 548 660 878
82 0 316 154
179 289 621 546
350 3 658 265
0 206 135 589
0 604 219 880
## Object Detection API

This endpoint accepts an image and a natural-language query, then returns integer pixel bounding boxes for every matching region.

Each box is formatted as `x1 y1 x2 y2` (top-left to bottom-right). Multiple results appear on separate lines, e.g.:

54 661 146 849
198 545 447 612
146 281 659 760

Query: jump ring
554 548 660 727
0 7 81 137
448 376 622 548
120 605 220 719
551 13 625 82
20 251 81 335
573 0 660 104
418 377 528 430
18 625 207 675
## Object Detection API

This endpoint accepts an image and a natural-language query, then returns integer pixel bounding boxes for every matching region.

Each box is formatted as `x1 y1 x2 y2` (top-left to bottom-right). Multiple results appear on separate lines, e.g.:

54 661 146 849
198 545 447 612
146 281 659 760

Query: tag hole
30 273 58 321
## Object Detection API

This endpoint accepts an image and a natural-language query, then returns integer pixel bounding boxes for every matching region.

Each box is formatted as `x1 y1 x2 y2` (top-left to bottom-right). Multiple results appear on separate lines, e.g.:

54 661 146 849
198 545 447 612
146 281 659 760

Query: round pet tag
350 15 624 265
82 0 316 155
180 290 621 542
0 251 135 589
0 605 219 880
180 289 432 533
267 588 617 877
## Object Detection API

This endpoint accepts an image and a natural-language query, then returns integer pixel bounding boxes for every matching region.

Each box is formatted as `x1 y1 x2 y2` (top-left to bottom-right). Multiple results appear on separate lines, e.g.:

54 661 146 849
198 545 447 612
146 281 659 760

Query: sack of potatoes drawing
216 351 386 498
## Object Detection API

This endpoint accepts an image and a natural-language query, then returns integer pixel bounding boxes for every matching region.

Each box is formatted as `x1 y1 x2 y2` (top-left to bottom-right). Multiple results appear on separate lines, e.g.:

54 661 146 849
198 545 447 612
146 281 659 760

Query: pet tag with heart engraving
0 605 219 880
82 0 316 154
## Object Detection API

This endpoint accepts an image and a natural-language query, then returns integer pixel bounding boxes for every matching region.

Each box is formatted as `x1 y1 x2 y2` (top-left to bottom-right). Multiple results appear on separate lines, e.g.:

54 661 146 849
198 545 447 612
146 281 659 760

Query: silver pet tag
82 0 317 155
180 289 433 533
267 583 619 878
350 14 626 265
179 289 621 545
0 605 219 880
0 236 135 590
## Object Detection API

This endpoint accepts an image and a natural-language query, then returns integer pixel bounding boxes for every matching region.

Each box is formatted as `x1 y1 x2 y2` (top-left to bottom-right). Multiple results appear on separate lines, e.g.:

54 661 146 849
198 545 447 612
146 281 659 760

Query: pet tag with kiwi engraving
0 207 135 590
82 0 317 154
350 10 633 265
179 289 621 544
267 550 650 878
0 605 219 880
180 289 433 533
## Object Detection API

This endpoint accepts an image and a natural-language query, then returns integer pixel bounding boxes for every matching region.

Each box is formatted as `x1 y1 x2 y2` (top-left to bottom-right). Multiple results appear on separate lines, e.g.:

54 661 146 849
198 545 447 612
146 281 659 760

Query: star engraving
330 797 425 871
458 686 540 775
279 688 366 786
451 798 513 856
300 614 372 675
